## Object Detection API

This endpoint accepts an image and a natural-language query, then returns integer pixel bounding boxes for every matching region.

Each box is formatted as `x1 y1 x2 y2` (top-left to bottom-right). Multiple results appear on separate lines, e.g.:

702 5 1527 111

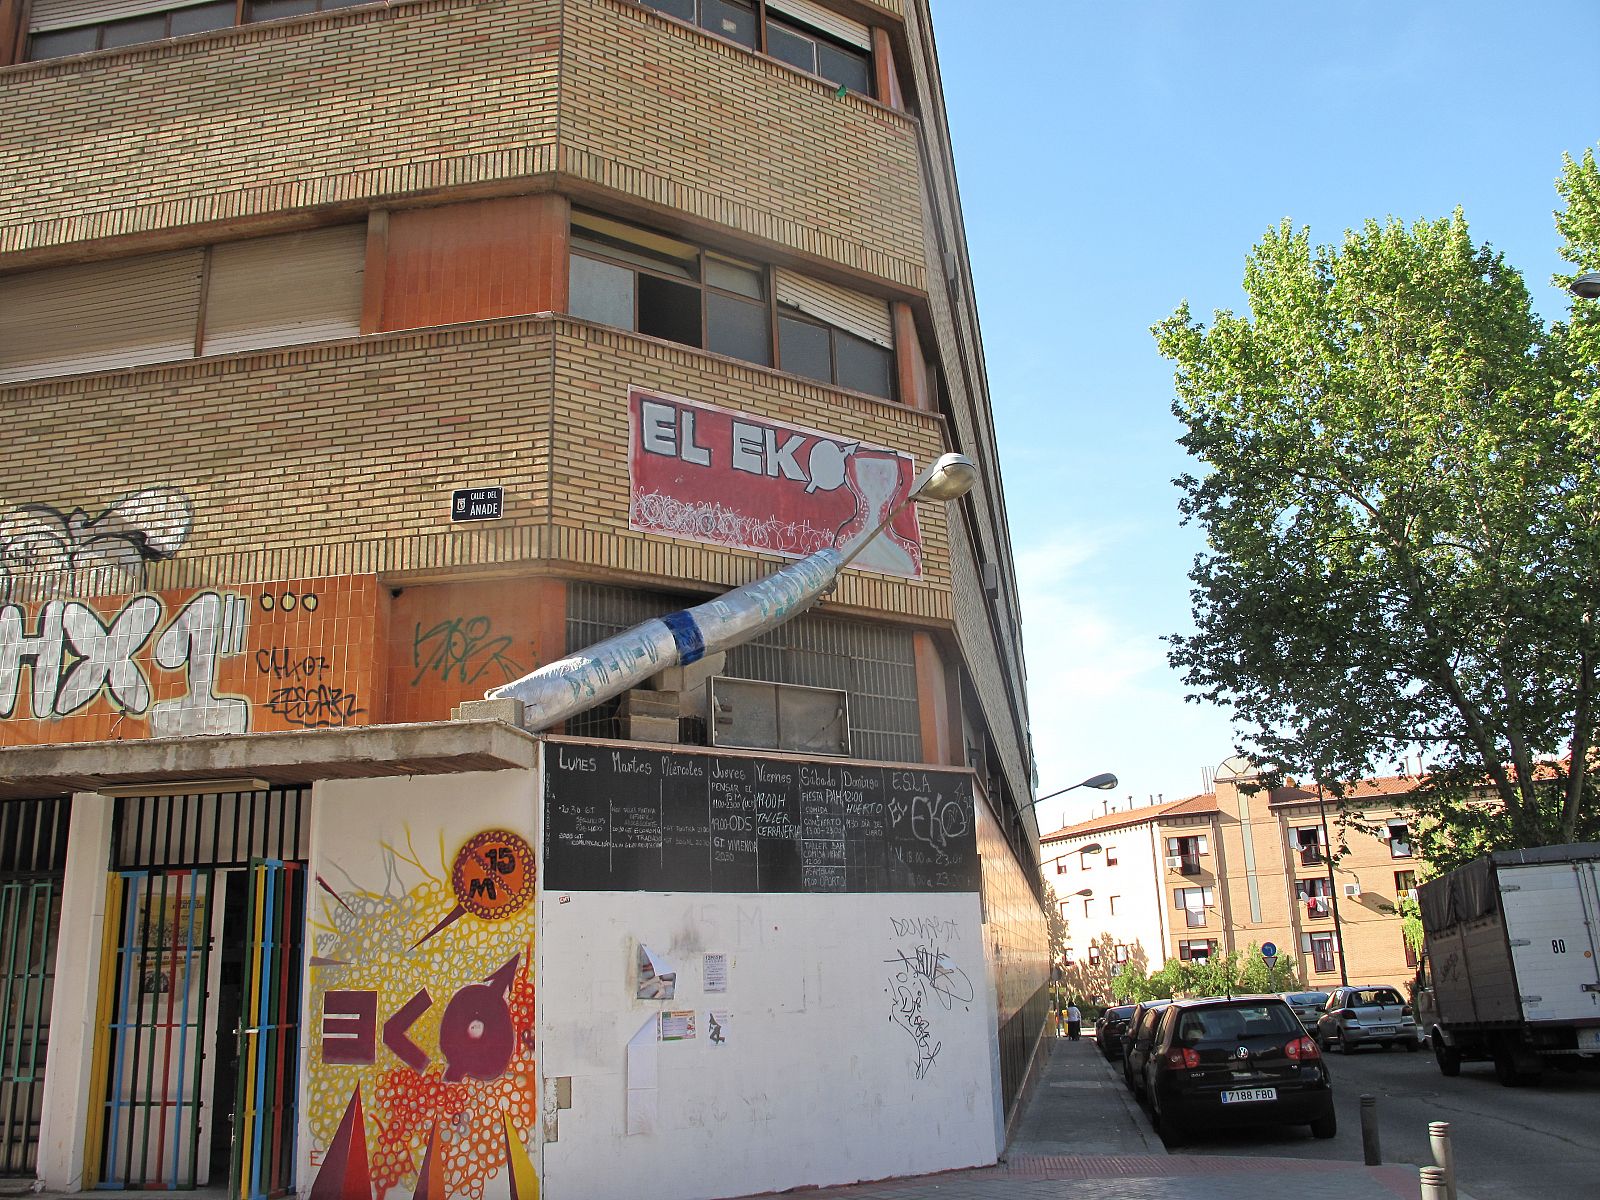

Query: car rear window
1287 992 1327 1005
1352 988 1403 1006
1109 1005 1134 1019
1177 1003 1301 1043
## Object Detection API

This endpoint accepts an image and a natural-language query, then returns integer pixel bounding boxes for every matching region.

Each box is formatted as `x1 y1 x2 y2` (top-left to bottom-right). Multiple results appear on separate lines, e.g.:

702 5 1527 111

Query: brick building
1044 757 1424 995
0 3 1046 1198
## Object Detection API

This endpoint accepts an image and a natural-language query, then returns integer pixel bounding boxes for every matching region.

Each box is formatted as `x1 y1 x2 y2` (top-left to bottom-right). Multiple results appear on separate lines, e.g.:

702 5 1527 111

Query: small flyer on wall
703 952 728 993
708 1010 730 1046
660 1011 696 1041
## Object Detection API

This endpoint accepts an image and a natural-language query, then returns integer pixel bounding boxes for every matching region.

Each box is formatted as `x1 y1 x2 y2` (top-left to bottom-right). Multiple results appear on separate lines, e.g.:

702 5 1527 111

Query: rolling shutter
773 269 892 348
765 0 869 49
201 226 365 356
0 251 203 384
28 0 217 32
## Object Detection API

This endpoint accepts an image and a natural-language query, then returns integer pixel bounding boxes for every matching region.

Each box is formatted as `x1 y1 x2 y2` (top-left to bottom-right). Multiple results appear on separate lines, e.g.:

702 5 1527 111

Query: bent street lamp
1028 773 1119 810
487 452 979 731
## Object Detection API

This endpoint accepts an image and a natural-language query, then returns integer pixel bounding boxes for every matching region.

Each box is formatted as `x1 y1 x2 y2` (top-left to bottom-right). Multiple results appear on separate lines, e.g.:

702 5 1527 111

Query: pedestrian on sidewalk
1067 1000 1082 1040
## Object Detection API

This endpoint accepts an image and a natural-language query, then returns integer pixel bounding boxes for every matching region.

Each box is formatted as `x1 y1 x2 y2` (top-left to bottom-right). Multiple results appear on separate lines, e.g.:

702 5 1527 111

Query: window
1296 877 1332 918
1394 870 1417 901
1301 931 1338 974
1294 825 1325 865
0 226 365 384
777 308 892 397
1113 944 1128 963
639 0 758 49
569 213 895 397
1178 939 1215 962
1054 859 1067 874
1388 821 1413 858
1165 834 1207 874
1108 895 1119 916
1105 846 1118 866
637 0 874 96
1403 934 1419 970
1174 886 1212 911
1063 948 1075 965
1086 944 1101 965
1078 847 1095 870
25 0 368 62
765 10 870 94
1082 898 1094 919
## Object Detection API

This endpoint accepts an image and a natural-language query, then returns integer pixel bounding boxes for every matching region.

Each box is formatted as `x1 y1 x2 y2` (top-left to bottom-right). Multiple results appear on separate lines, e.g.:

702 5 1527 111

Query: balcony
1184 908 1208 929
1299 844 1325 866
1304 897 1331 919
1178 855 1202 876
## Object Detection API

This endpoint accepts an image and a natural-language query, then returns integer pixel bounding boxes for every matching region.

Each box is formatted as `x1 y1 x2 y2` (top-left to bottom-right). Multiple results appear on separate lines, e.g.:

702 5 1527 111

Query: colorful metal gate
92 869 216 1189
0 797 71 1176
232 859 305 1200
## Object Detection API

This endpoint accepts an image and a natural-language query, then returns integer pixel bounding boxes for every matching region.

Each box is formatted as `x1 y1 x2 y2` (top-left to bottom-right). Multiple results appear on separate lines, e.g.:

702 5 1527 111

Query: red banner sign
628 387 923 578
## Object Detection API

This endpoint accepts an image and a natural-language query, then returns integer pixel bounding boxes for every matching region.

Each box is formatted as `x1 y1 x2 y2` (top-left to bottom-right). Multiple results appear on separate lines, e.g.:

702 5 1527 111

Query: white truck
1415 843 1600 1086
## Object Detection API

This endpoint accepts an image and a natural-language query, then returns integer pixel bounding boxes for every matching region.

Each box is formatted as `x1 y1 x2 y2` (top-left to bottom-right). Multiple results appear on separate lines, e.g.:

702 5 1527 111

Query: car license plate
1578 1029 1600 1050
1221 1088 1277 1104
1369 1026 1396 1034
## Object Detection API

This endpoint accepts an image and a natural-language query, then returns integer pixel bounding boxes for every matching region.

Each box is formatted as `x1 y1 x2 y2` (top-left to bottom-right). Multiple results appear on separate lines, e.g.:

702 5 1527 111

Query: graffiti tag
411 616 526 687
267 684 362 728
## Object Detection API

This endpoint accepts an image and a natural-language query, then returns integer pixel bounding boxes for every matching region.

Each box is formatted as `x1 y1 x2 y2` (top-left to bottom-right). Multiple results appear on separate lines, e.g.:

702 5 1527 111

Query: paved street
1173 1039 1600 1200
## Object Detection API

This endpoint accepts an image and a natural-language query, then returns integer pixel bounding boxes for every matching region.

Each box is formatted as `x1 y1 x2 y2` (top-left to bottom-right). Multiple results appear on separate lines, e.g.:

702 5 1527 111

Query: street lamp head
911 452 978 503
1079 772 1118 791
1570 271 1600 300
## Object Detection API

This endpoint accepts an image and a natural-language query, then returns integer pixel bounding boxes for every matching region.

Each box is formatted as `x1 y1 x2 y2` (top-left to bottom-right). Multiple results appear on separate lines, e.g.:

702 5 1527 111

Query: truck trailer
1416 843 1600 1085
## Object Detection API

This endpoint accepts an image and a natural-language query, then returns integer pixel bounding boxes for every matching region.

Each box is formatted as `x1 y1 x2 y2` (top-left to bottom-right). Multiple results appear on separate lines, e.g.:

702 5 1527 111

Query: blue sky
930 1 1600 834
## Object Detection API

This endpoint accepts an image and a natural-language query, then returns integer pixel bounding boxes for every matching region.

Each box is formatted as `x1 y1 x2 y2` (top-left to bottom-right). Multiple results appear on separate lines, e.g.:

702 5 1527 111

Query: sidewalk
734 1037 1466 1200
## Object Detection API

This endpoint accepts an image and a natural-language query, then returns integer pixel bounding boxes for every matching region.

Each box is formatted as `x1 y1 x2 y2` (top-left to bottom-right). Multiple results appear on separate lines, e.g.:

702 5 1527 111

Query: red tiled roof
1041 792 1217 843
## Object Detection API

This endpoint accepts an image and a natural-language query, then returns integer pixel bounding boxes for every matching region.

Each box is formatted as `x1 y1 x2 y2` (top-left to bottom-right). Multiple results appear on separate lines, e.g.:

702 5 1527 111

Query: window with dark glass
778 308 892 399
1387 821 1413 858
568 212 775 365
635 0 874 97
26 0 365 62
637 0 757 49
570 213 895 391
764 14 870 93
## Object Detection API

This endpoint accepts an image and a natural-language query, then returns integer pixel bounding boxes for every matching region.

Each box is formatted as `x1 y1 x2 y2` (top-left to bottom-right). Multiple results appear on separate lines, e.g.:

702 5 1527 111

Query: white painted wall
537 889 994 1200
1045 825 1166 976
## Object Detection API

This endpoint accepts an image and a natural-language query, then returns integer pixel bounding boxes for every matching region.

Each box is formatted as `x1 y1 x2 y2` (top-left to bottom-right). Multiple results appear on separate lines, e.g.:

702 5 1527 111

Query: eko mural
0 575 378 745
628 387 924 578
308 830 540 1200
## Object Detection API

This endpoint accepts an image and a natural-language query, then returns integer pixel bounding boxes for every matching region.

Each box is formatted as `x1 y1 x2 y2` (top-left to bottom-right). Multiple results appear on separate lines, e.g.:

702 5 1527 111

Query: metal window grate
0 797 70 1177
112 790 308 871
566 583 920 762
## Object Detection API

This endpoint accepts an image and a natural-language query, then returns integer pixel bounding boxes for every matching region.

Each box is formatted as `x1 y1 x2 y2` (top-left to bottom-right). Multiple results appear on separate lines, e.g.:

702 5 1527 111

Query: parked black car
1141 995 1336 1147
1095 1004 1136 1061
1121 999 1174 1095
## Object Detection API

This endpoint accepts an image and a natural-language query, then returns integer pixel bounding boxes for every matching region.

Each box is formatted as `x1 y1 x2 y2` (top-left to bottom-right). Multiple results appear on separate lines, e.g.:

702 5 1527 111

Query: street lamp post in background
1569 271 1600 299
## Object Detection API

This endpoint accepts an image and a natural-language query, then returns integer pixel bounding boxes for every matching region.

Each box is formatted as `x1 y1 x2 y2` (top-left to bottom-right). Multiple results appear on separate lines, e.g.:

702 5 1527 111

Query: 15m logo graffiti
0 590 250 734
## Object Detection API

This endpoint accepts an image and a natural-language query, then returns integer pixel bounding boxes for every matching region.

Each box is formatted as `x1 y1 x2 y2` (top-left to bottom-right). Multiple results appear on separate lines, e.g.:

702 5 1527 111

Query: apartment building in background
0 4 1049 1198
1044 757 1423 994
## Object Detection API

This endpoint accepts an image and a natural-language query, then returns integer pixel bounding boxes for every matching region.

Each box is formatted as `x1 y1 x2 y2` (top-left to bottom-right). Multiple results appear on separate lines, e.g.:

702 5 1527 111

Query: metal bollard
1419 1166 1449 1200
1359 1094 1382 1165
1429 1121 1456 1200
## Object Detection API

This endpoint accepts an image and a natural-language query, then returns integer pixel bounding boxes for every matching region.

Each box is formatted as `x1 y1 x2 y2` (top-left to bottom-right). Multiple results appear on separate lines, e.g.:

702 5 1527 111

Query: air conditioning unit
1165 855 1183 870
1343 884 1362 898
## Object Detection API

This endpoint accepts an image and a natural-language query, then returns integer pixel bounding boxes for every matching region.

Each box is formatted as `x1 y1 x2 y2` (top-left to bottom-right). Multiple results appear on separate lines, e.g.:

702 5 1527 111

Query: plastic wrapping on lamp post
484 452 977 733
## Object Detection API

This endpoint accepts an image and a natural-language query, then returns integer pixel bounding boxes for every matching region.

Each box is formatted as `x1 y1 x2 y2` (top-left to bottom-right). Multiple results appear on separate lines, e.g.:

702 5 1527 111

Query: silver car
1315 984 1420 1053
1279 990 1332 1030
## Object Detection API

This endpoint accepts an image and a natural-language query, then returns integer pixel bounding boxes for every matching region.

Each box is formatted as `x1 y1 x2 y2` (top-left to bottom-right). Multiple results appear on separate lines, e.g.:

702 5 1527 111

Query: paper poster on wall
637 944 677 999
628 386 924 578
660 1011 696 1041
708 1010 730 1046
703 952 728 993
626 1017 659 1136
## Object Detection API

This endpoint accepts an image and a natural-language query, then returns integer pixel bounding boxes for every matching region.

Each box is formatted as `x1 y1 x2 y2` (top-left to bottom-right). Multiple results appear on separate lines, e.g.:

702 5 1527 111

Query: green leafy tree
1155 159 1600 853
1060 933 1151 1006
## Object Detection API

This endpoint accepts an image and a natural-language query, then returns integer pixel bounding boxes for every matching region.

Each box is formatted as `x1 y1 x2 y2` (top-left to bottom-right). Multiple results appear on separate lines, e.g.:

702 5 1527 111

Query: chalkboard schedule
543 741 980 894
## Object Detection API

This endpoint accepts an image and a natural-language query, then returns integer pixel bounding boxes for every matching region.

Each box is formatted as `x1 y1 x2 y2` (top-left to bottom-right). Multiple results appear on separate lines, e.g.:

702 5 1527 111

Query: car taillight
1401 1004 1413 1016
1285 1036 1321 1061
1165 1047 1201 1069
